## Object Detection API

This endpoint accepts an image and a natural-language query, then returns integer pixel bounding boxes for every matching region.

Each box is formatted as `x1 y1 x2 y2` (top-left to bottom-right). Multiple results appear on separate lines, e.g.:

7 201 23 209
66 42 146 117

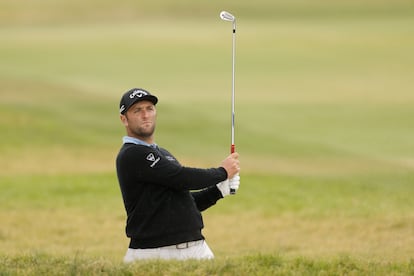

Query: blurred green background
1 0 414 262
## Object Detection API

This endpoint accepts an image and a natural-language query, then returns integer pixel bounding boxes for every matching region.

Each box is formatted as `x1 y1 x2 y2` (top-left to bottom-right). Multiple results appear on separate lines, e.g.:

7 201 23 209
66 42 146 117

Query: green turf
1 1 414 274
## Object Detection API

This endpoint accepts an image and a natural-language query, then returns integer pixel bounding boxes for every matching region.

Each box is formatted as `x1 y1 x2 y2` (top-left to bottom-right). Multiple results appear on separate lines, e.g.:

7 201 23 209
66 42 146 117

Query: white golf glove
217 174 240 197
229 173 240 193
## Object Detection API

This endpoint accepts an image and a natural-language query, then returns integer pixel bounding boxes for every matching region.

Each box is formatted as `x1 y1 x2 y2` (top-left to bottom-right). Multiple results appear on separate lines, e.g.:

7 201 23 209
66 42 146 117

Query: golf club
220 11 237 195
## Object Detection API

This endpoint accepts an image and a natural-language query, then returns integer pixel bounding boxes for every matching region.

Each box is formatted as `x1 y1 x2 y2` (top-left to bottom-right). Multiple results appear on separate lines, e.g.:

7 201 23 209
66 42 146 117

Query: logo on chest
146 153 161 168
165 156 176 162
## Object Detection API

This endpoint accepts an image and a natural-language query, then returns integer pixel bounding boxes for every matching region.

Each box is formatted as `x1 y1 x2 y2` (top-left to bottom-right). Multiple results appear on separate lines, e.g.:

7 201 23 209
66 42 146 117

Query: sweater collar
122 136 158 148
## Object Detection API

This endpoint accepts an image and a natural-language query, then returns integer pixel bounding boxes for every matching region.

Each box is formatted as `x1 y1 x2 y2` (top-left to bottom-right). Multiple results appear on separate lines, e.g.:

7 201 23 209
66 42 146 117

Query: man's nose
141 110 150 118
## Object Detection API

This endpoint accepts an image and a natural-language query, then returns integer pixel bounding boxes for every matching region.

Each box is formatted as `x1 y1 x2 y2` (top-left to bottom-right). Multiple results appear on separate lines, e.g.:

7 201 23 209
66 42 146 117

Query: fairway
1 0 414 274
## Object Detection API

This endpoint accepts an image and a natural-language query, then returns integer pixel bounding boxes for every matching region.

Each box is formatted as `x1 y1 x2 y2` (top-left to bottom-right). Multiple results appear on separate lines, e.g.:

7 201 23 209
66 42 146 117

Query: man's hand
217 174 240 197
220 152 240 179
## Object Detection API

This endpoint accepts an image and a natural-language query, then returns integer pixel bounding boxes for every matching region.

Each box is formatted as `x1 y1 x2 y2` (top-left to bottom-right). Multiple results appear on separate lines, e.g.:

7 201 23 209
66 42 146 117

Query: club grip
230 144 236 194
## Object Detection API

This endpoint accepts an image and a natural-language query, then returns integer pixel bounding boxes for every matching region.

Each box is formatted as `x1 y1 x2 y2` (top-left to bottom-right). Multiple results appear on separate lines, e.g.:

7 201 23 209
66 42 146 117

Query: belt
162 239 204 250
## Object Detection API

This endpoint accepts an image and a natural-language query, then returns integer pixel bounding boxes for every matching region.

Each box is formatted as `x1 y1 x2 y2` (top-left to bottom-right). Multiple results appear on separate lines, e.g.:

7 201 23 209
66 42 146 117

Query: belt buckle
176 242 189 249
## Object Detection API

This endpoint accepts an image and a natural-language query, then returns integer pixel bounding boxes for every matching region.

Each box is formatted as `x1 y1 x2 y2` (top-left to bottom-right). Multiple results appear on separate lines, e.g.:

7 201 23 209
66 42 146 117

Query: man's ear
120 114 128 127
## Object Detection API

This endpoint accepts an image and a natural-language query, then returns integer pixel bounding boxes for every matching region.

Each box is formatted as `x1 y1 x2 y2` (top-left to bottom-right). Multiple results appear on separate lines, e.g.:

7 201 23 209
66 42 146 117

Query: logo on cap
129 89 148 99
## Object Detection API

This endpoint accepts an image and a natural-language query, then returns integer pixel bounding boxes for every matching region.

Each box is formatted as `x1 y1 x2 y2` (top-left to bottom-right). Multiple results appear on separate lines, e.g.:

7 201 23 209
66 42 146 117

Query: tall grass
1 253 413 275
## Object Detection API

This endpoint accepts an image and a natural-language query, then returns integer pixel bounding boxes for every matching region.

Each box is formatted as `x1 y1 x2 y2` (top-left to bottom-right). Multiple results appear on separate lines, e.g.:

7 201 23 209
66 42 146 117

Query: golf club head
220 11 235 22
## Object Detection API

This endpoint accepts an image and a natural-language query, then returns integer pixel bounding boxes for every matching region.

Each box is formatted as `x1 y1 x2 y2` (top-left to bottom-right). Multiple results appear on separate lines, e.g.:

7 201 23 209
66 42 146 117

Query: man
116 88 240 262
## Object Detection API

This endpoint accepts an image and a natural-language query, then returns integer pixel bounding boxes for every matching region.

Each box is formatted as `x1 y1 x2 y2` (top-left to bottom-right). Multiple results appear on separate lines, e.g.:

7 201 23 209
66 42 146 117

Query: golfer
116 88 241 262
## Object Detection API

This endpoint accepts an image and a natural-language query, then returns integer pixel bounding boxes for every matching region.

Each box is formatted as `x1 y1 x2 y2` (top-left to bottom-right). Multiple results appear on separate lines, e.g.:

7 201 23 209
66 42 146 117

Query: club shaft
231 22 235 150
230 21 236 195
220 11 237 194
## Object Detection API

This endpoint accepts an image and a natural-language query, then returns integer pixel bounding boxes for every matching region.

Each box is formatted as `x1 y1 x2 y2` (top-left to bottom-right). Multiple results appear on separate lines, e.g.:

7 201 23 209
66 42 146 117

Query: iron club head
220 11 235 22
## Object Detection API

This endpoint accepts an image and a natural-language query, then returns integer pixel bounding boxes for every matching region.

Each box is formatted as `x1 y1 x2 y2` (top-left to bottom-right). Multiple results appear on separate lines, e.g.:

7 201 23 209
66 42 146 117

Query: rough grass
2 173 414 264
1 253 413 275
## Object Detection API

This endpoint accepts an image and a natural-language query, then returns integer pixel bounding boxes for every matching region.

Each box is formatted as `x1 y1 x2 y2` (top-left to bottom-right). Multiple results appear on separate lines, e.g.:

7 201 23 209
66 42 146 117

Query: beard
131 124 155 139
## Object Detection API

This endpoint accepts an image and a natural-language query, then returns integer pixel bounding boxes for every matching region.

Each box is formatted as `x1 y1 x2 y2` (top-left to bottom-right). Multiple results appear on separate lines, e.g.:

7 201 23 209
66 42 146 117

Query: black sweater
116 143 227 249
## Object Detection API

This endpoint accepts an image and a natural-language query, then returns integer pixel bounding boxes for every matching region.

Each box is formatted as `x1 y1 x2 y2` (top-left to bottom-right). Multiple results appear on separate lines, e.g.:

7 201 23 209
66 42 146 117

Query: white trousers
124 239 214 262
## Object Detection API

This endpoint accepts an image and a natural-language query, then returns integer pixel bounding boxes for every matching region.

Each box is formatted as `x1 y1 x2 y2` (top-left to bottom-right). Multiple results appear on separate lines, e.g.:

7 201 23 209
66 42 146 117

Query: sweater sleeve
120 144 228 191
191 186 223 212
